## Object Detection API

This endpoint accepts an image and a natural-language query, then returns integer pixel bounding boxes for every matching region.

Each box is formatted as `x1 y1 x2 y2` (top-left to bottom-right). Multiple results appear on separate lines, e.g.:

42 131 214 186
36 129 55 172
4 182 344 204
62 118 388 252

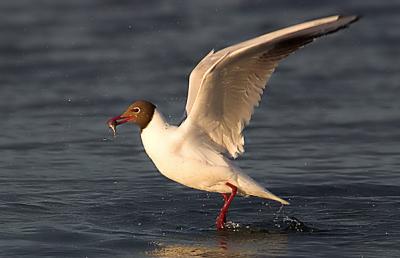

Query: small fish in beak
107 119 118 137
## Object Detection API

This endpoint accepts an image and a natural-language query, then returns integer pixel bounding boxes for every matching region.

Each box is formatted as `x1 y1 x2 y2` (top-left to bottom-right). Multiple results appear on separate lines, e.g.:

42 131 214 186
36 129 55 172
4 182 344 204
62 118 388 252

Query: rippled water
1 0 399 257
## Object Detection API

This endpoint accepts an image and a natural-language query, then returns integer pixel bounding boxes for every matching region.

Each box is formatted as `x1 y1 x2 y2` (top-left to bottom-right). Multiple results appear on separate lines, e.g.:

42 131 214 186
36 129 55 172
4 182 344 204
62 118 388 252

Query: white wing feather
184 15 358 158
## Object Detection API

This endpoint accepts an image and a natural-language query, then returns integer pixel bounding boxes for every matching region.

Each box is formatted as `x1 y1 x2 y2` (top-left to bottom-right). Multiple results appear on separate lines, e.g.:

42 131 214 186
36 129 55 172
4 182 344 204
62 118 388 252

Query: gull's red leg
221 193 229 202
219 193 229 223
216 183 238 230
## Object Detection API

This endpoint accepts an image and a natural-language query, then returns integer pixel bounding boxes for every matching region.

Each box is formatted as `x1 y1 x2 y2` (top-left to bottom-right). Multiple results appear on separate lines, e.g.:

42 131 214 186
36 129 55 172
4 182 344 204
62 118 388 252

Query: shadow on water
148 215 319 257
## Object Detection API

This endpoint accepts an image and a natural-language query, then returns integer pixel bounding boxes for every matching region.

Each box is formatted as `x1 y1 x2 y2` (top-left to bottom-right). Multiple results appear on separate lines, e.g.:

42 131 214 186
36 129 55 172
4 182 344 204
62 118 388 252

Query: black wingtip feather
311 15 360 40
338 15 361 26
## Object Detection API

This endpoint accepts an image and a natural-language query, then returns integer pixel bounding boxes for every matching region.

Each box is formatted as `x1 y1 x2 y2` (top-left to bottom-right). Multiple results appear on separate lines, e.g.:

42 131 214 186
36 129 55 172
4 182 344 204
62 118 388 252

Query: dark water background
1 0 399 257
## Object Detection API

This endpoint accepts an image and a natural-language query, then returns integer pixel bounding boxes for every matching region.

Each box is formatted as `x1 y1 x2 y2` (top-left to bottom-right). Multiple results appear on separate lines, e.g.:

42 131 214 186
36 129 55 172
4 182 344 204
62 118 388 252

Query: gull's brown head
107 100 156 136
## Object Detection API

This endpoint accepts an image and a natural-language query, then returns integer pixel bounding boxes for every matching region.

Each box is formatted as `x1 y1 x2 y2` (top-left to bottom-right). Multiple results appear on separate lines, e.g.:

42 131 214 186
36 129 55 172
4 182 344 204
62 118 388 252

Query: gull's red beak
106 115 135 136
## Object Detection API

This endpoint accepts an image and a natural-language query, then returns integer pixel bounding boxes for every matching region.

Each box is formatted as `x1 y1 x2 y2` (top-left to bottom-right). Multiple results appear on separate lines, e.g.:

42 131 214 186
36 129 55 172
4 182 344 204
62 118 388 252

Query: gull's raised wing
184 15 359 158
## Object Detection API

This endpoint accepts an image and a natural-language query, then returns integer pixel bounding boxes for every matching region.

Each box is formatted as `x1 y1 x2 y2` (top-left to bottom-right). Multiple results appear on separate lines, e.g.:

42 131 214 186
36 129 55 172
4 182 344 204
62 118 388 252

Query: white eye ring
132 107 141 113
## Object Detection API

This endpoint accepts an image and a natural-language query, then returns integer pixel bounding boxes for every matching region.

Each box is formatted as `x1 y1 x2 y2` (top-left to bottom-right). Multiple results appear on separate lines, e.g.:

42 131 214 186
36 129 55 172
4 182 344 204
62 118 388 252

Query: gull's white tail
258 189 290 205
236 173 289 205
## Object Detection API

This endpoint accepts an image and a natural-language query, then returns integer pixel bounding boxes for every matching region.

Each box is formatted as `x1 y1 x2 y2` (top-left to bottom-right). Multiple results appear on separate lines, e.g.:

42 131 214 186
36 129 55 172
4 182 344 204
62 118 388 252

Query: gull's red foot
216 183 237 230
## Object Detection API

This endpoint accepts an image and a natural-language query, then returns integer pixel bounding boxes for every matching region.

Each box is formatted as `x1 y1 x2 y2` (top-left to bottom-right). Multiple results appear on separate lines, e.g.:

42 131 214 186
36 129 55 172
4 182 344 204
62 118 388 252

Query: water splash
273 204 286 228
281 216 317 233
223 221 241 231
216 204 318 234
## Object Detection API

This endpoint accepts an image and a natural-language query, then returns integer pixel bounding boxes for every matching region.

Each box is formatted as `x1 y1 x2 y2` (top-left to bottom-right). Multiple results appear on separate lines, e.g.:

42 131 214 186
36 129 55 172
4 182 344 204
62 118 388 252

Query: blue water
1 0 399 257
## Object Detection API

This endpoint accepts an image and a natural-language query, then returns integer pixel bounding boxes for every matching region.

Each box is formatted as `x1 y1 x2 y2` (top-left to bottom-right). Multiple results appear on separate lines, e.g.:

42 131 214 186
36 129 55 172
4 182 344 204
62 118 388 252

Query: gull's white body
141 110 286 203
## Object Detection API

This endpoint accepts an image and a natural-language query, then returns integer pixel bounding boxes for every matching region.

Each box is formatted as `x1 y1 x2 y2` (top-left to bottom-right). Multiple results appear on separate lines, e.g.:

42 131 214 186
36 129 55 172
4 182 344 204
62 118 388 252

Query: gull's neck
141 109 169 135
140 109 173 162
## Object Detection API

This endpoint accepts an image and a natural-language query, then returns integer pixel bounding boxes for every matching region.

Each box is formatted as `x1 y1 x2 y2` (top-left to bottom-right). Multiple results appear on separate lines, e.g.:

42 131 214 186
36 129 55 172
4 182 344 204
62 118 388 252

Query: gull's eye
132 107 140 113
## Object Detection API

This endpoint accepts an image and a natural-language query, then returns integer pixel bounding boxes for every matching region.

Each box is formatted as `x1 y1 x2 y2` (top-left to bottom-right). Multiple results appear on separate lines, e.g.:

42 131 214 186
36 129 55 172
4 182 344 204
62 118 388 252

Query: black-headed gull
107 15 359 230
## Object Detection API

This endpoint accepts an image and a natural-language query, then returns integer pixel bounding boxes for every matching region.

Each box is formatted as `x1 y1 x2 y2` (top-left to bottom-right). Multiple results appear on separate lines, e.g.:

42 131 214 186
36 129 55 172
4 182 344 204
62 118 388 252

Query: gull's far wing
184 15 359 158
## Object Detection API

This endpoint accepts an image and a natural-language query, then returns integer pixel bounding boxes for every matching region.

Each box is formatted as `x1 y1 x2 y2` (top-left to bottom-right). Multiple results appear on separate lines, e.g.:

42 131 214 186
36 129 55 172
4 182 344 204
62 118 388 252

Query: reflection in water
148 223 293 257
149 232 288 257
149 244 250 257
148 216 317 257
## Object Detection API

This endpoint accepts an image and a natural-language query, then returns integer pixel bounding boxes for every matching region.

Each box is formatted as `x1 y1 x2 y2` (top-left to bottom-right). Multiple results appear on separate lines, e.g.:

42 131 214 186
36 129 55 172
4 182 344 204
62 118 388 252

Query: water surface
1 0 399 257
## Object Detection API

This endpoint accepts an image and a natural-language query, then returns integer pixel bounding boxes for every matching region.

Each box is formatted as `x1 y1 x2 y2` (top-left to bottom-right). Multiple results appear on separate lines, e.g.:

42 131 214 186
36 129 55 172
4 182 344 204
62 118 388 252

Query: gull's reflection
148 226 289 257
148 216 316 257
